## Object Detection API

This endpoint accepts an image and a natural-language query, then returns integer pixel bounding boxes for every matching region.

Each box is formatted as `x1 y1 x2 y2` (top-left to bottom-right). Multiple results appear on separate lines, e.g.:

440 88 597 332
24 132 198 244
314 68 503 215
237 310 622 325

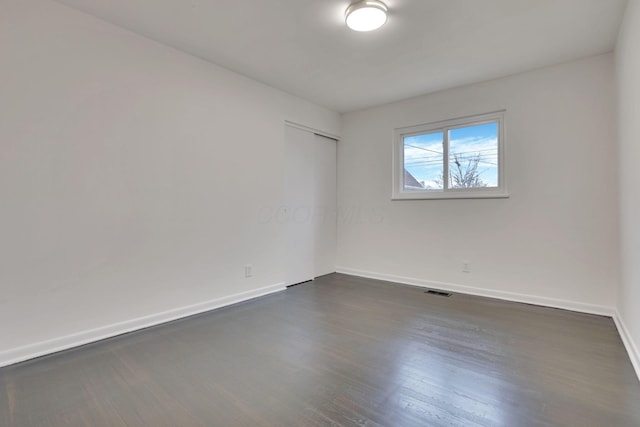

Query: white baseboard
0 283 285 368
335 267 615 317
613 310 640 381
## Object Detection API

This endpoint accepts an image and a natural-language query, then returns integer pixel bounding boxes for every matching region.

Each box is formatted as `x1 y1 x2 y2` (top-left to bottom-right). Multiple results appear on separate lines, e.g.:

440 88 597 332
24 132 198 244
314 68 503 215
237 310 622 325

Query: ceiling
56 0 628 113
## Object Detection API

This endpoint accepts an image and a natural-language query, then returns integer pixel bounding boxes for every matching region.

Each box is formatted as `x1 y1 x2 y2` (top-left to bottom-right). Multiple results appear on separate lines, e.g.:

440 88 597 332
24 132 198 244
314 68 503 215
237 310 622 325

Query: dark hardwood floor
1 273 639 426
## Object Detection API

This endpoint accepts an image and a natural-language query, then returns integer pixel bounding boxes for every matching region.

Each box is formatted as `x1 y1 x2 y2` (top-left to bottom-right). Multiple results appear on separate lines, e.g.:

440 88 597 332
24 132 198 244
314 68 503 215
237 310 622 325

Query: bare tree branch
449 153 487 188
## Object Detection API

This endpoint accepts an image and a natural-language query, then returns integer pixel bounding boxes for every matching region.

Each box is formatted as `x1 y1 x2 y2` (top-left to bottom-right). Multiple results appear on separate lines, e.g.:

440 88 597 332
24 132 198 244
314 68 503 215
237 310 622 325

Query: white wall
616 0 640 374
0 0 339 364
337 54 618 313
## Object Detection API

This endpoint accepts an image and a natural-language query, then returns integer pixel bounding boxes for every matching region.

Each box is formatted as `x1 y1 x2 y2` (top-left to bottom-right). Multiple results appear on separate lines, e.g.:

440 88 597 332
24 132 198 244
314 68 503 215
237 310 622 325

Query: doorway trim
284 120 341 141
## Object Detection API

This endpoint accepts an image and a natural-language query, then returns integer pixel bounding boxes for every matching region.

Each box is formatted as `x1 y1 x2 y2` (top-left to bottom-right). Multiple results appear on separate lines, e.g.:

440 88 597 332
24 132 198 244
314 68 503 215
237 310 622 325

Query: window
393 111 507 200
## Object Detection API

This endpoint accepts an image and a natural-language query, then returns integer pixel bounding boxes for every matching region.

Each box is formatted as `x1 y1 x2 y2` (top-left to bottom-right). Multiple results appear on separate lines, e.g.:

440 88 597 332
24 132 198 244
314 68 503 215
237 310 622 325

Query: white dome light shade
345 0 388 32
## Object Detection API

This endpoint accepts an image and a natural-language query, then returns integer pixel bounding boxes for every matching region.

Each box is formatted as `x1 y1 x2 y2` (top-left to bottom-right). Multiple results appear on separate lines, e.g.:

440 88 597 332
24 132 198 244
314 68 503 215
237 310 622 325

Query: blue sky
404 122 498 189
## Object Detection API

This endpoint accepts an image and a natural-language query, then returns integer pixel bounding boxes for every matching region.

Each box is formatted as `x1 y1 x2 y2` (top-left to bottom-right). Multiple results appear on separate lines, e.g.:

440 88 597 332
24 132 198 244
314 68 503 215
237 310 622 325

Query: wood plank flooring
1 273 639 426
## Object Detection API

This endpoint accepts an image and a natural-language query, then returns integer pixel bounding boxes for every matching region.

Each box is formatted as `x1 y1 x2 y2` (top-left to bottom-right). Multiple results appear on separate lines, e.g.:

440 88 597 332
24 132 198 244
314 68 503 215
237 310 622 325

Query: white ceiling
56 0 628 112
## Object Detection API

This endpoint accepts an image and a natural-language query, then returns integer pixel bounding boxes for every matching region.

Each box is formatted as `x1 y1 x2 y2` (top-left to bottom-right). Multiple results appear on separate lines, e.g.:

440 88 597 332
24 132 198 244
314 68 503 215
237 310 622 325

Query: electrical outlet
462 261 471 273
244 264 253 278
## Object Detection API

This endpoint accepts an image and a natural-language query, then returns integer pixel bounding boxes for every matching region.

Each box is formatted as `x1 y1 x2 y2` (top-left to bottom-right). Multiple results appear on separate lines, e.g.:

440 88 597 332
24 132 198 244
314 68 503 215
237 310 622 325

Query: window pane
448 122 498 189
404 132 444 190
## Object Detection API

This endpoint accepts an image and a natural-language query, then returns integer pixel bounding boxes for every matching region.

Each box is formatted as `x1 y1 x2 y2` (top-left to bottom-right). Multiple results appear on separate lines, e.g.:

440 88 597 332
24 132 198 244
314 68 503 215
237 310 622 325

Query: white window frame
392 111 508 200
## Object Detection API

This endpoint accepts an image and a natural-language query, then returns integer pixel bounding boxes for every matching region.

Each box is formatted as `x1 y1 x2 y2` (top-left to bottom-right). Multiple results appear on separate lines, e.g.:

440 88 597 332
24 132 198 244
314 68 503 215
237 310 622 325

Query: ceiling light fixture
345 0 388 32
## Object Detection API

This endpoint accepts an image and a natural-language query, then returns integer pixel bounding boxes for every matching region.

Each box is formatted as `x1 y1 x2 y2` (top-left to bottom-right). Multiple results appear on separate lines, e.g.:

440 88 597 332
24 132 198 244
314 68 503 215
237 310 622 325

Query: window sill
391 191 510 200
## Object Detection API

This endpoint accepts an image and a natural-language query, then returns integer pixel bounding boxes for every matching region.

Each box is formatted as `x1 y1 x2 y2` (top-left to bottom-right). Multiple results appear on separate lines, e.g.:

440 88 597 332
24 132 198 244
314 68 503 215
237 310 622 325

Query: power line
450 148 497 154
405 156 498 167
404 143 442 155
